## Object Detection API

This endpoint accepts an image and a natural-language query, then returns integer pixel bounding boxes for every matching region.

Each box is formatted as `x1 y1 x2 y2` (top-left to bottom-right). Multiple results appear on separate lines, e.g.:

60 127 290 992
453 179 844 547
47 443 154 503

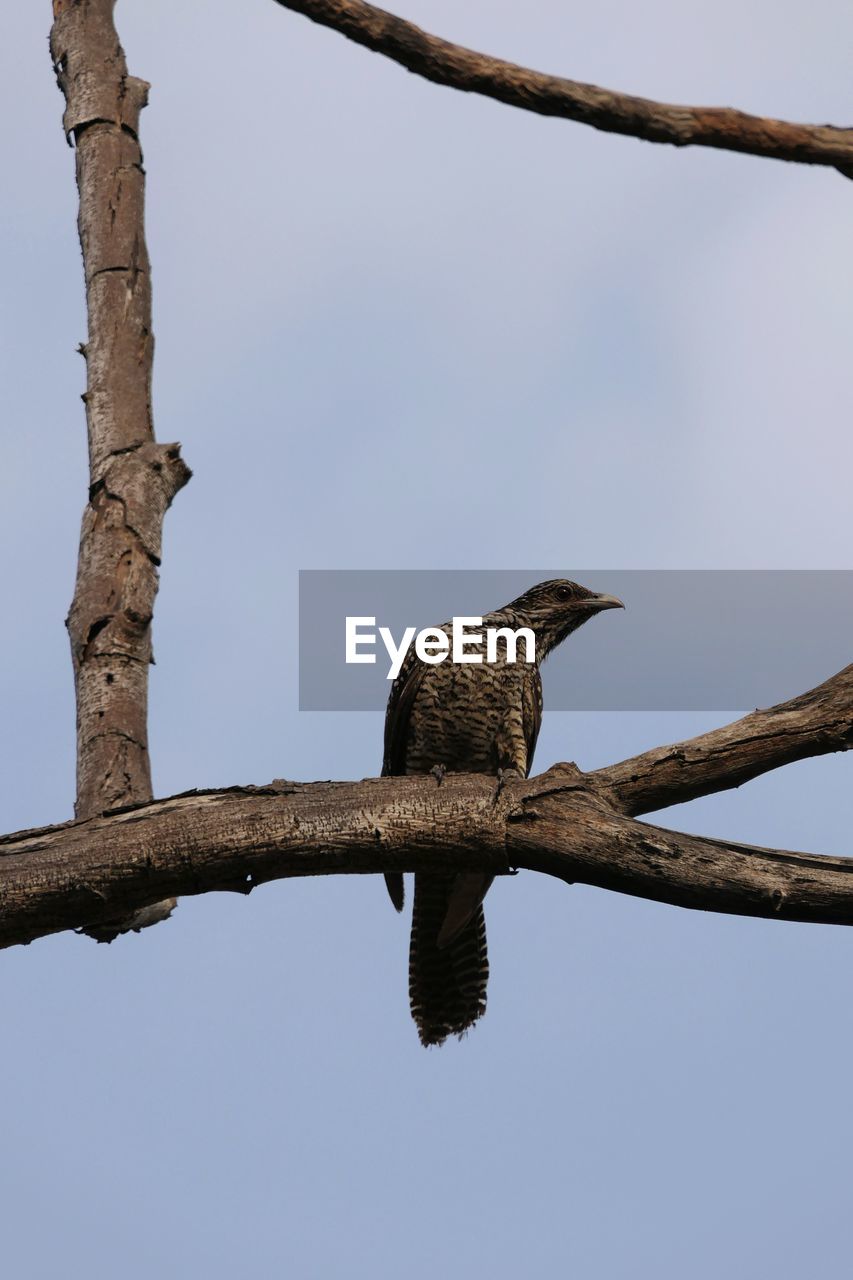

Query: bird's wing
381 640 426 776
522 665 543 777
436 871 495 949
381 638 426 911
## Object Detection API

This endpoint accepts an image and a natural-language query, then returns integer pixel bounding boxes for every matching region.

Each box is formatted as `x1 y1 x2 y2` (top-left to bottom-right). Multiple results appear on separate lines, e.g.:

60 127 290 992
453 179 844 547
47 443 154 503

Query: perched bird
382 578 624 1046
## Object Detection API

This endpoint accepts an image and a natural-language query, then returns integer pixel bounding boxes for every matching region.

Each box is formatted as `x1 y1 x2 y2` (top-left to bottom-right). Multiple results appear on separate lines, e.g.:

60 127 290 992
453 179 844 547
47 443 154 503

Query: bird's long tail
409 872 489 1047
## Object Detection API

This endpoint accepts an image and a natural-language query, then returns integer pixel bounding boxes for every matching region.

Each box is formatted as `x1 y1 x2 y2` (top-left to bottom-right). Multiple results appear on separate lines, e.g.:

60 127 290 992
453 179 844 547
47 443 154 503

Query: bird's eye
555 585 573 601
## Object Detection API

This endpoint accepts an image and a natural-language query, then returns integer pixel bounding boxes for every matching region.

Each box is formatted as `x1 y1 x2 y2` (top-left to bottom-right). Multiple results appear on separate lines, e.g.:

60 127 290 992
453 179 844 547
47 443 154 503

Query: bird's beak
581 592 625 611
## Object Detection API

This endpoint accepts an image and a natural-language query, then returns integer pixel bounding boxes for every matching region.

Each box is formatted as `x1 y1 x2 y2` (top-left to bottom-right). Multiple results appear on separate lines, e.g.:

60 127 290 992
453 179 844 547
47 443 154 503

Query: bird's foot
494 765 523 799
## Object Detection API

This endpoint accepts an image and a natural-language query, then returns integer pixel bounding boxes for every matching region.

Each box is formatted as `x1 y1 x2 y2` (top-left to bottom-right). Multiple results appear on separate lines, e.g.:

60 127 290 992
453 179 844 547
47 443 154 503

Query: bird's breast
403 660 533 775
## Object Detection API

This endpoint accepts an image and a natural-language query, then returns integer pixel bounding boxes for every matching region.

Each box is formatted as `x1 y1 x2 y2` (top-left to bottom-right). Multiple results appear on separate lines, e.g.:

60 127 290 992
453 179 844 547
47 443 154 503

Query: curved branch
512 767 853 924
273 0 853 174
2 767 852 950
592 664 853 816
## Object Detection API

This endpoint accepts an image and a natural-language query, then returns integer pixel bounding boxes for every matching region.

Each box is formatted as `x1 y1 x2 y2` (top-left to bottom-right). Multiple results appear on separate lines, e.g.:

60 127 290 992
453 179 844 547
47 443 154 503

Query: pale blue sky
2 2 852 1277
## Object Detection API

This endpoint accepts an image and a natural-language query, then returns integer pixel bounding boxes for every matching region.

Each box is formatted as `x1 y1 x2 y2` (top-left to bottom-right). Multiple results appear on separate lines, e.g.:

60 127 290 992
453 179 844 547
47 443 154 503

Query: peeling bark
27 2 852 972
273 0 853 176
1 647 850 952
1 756 852 951
50 0 190 939
592 663 853 815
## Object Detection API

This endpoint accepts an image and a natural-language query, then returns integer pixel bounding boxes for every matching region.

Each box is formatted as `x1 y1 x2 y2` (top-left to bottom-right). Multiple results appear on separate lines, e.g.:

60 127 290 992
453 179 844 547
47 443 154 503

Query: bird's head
504 578 624 659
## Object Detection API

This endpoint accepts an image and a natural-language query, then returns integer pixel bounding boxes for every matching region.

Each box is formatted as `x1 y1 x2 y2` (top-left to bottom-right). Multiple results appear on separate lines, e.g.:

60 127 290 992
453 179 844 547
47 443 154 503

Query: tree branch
2 765 853 950
272 0 853 175
30 3 853 966
50 0 190 939
591 663 853 816
0 776 507 948
509 766 853 924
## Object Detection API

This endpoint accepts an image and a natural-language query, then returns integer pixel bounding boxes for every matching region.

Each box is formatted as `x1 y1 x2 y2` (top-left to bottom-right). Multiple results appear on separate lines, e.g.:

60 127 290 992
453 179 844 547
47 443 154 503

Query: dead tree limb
592 663 853 815
50 0 190 939
272 0 853 175
29 4 851 963
1 655 850 948
1 760 852 951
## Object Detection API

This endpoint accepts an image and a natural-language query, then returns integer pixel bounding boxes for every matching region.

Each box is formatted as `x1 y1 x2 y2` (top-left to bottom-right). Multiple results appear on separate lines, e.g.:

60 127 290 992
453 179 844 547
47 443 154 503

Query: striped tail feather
409 873 489 1047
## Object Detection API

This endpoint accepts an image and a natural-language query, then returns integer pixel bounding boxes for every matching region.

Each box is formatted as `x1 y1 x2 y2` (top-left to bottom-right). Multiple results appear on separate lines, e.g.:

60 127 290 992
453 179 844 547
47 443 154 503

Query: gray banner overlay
298 570 851 711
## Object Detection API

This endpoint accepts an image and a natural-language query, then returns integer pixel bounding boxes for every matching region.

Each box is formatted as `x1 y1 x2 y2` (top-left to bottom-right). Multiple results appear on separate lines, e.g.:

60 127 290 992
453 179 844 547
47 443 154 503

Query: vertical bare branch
50 0 190 939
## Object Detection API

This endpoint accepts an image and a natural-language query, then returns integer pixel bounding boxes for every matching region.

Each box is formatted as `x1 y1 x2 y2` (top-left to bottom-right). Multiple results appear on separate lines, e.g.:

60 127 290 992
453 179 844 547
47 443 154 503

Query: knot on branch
523 762 585 796
67 442 191 669
504 763 615 831
98 442 192 563
51 3 149 143
119 76 150 136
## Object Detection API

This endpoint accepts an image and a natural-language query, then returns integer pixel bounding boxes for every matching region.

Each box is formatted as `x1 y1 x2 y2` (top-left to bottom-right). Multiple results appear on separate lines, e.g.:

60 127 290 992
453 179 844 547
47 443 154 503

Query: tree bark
31 3 851 969
272 0 853 176
50 0 190 940
2 759 853 951
1 659 850 949
594 663 853 815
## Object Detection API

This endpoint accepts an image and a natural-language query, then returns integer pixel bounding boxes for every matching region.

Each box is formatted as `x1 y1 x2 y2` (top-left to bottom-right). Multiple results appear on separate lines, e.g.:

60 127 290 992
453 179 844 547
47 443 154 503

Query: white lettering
346 617 377 664
415 628 450 665
453 617 483 664
486 626 535 664
379 625 417 680
345 617 537 678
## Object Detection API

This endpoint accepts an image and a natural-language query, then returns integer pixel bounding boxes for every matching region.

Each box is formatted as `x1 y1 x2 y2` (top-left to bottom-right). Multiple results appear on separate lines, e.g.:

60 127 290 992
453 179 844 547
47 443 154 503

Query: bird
381 578 624 1046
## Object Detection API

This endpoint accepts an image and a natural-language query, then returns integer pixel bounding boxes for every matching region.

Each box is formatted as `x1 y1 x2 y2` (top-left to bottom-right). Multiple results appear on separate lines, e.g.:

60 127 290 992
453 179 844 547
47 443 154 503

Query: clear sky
2 2 852 1277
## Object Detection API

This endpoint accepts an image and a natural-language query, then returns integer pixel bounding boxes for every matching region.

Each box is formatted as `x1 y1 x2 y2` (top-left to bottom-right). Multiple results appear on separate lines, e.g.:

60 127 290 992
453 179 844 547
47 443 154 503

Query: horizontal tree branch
0 776 507 948
2 763 853 951
273 0 853 175
591 663 853 816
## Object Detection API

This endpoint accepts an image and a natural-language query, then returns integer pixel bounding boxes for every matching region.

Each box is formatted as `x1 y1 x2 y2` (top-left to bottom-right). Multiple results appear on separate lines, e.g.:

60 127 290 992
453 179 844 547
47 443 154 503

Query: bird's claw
494 766 522 798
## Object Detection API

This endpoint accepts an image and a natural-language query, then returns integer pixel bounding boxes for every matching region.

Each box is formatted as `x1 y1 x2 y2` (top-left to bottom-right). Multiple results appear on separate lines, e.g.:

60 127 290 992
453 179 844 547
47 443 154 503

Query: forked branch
1 657 850 948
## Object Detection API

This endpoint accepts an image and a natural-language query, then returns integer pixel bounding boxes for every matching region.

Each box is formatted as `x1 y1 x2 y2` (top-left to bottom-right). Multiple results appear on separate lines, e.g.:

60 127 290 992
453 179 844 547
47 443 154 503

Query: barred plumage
382 578 623 1046
409 875 488 1046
